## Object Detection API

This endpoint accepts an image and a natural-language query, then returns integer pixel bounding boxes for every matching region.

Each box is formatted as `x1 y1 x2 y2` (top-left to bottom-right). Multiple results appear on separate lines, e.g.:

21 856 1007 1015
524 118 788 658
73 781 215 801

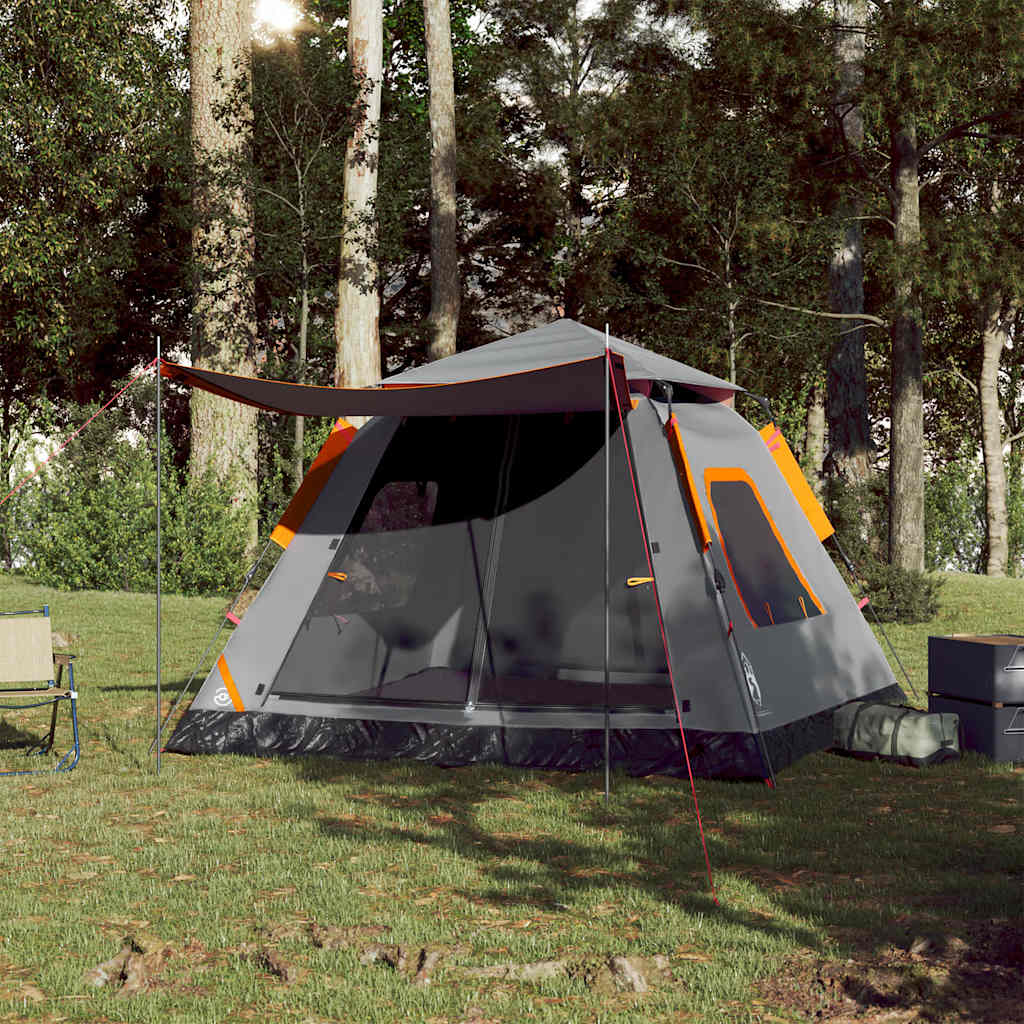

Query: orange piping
217 655 245 712
271 419 358 548
665 416 712 550
704 466 826 628
758 422 834 542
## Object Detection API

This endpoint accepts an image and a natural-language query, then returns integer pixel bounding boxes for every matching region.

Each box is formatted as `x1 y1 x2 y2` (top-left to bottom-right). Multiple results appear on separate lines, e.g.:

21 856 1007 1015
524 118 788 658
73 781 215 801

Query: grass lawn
0 570 1021 1023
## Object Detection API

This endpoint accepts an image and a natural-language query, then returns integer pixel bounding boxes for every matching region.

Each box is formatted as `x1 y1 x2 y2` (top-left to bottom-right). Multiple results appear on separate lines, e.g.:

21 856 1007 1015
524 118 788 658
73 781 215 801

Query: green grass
0 571 1021 1023
874 570 1024 703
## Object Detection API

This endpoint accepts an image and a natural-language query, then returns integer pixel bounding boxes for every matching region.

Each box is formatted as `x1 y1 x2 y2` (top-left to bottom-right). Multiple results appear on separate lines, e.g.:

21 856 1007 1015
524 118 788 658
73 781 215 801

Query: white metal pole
156 337 162 775
603 325 611 804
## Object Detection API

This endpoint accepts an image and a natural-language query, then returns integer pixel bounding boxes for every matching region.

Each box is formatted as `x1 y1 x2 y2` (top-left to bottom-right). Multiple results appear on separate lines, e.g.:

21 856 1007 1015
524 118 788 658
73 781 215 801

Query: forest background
1 0 1023 599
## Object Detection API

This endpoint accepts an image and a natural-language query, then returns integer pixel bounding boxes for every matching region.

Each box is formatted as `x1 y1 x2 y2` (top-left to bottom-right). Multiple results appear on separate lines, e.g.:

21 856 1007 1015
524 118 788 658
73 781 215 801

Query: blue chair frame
0 606 80 775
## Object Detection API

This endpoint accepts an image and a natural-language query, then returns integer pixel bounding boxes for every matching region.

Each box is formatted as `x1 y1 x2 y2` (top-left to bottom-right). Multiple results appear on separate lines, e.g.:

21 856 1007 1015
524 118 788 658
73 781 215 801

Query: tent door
465 416 520 710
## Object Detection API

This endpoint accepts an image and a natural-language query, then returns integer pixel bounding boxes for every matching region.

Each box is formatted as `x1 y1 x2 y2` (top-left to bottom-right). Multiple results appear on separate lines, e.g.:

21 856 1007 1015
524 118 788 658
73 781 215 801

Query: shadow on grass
287 751 1022 967
0 719 50 750
97 674 198 695
754 916 1023 1022
287 757 827 952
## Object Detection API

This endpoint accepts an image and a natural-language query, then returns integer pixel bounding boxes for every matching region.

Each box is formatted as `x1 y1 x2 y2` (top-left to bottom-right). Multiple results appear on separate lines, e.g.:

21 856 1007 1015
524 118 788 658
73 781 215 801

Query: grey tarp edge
167 699 903 778
160 319 741 419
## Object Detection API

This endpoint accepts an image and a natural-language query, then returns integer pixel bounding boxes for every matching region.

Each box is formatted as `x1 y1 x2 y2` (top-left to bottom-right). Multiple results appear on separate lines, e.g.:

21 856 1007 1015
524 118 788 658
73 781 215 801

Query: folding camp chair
0 606 80 775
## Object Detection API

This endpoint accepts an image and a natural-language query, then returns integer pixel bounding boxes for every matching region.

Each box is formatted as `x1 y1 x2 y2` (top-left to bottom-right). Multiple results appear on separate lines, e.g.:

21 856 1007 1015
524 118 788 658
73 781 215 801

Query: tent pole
155 336 162 775
603 325 611 805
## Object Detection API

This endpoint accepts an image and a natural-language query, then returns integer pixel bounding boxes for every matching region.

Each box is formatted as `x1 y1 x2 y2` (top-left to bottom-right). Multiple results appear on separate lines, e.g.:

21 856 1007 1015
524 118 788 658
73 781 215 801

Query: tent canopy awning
161 353 634 417
160 318 741 418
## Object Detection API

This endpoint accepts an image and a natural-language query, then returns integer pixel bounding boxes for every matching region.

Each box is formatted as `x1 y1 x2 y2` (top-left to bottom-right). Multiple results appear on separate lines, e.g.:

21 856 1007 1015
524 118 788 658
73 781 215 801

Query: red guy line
0 358 159 510
608 361 718 904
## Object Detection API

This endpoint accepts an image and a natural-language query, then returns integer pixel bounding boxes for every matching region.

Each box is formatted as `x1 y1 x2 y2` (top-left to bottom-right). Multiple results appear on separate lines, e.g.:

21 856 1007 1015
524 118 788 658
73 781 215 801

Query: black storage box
928 696 1024 763
928 634 1024 762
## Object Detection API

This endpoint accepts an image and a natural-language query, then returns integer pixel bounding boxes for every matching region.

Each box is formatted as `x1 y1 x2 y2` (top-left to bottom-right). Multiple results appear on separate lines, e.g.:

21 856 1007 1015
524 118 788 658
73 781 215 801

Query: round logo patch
740 652 763 709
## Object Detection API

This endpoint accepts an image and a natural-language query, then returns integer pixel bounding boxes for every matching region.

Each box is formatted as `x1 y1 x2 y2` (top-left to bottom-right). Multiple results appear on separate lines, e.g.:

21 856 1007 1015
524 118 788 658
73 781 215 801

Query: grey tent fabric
384 319 741 400
159 320 738 419
165 319 899 780
161 353 628 417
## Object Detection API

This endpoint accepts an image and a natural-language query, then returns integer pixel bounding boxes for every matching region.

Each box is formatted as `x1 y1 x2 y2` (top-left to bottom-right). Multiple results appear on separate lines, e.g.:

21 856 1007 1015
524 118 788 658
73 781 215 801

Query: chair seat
0 607 80 774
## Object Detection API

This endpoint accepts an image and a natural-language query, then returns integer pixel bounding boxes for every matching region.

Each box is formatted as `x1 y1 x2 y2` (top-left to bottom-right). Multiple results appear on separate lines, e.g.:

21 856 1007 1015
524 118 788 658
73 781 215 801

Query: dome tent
163 319 900 780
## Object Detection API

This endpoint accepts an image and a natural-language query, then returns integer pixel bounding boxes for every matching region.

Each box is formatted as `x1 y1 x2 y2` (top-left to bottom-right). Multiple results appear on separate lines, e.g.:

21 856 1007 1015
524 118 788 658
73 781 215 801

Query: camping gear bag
832 701 959 767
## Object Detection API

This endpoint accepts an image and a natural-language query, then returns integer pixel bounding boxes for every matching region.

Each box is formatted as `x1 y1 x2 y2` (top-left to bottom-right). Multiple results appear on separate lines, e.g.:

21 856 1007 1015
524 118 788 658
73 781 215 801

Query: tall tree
932 164 1024 576
883 0 1024 569
190 0 260 552
250 26 354 489
588 0 833 418
483 0 650 322
978 292 1018 574
334 0 384 403
423 0 460 360
826 0 872 484
887 112 924 568
818 0 1024 570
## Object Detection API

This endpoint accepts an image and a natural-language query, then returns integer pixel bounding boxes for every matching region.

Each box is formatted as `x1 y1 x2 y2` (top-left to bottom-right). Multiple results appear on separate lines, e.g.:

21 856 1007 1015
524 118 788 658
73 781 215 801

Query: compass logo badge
740 652 763 709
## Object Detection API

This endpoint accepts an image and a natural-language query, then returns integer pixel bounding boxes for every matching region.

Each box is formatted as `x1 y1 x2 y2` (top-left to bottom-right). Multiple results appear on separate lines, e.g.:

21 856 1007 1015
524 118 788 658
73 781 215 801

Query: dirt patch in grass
754 922 1023 1022
84 934 221 999
464 953 676 994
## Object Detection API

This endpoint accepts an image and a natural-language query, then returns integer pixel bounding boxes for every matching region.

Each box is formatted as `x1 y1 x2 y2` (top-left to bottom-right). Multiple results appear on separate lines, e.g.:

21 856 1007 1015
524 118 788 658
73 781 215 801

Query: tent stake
603 325 611 805
155 336 162 775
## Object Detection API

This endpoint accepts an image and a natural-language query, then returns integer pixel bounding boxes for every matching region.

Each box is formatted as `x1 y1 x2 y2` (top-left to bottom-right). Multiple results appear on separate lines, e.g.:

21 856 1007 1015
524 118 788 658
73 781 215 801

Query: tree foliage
5 0 1024 583
0 0 188 565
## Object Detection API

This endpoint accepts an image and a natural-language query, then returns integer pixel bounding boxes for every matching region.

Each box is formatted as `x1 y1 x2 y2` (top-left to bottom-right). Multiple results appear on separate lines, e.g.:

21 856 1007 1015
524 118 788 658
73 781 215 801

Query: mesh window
478 412 671 709
327 481 439 614
708 476 824 628
270 417 505 704
270 413 673 712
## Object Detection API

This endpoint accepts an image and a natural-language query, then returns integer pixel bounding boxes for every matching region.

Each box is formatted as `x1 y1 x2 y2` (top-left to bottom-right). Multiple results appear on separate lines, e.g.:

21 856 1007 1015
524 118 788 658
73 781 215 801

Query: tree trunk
1005 356 1024 575
0 396 12 569
827 0 872 484
424 0 460 362
804 380 826 498
190 0 260 555
724 242 738 384
294 246 309 490
334 0 383 420
979 294 1018 576
888 120 924 570
562 7 585 321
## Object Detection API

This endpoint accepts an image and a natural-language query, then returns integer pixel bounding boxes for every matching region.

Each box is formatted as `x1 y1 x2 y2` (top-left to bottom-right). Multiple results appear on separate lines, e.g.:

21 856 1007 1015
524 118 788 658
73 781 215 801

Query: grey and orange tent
163 319 900 781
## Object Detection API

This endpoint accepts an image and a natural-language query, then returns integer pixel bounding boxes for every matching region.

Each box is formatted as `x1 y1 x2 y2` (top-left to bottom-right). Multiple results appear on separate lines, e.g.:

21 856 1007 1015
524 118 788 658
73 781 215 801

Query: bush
856 561 944 624
11 411 248 595
825 475 944 624
823 474 888 567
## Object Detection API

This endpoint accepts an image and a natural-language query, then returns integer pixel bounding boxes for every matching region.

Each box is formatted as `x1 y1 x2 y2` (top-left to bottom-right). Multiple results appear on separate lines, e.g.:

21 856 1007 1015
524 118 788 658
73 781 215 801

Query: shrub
11 411 247 595
823 474 888 568
856 561 944 624
825 475 944 624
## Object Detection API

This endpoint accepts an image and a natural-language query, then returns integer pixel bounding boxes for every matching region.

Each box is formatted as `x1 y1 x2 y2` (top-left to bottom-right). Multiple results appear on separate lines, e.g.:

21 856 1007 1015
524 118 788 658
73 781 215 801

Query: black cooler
928 634 1024 762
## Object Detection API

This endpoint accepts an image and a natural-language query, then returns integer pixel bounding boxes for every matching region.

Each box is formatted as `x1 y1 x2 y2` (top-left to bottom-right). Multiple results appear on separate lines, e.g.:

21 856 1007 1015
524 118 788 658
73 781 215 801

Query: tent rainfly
163 319 900 780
